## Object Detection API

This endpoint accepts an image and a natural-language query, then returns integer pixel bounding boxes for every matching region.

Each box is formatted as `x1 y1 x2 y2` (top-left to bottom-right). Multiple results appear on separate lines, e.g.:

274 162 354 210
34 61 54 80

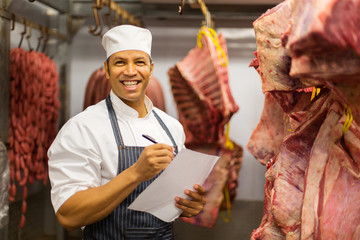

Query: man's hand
175 184 206 218
131 143 175 182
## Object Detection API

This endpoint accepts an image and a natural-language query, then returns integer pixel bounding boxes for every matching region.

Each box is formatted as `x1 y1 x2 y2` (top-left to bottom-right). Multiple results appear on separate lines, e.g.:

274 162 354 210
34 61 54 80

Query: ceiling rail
88 0 142 37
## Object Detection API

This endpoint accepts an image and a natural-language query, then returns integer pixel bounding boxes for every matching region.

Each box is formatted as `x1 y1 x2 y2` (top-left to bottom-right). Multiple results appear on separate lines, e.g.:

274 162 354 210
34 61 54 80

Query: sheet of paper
128 148 219 222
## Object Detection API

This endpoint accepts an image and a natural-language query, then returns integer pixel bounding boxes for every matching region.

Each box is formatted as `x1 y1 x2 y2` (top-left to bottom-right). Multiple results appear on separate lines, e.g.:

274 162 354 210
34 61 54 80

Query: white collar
109 90 154 119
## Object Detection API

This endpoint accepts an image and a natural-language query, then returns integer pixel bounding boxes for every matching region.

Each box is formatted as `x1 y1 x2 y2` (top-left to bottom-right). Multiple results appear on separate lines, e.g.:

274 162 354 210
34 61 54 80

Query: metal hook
122 10 129 24
41 27 49 53
89 0 104 36
89 0 101 34
178 0 185 15
36 26 44 52
26 22 33 51
94 0 104 36
116 7 124 26
112 7 120 26
11 14 15 31
198 0 213 28
105 0 112 29
18 18 27 48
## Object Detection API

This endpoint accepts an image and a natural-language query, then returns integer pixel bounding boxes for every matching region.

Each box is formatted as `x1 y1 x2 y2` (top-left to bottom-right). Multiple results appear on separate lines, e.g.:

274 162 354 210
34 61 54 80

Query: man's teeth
122 81 138 86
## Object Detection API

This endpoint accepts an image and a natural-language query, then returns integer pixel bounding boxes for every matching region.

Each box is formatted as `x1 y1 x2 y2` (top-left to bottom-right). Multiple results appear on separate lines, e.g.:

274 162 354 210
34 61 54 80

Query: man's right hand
131 143 175 181
56 144 175 231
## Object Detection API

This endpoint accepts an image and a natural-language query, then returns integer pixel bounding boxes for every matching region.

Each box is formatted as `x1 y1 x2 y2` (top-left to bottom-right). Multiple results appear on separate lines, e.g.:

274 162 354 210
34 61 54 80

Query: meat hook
178 0 185 15
18 18 27 48
89 0 102 35
94 9 104 36
122 10 129 25
26 22 33 51
41 27 49 53
112 7 122 26
36 25 44 52
11 14 15 31
104 0 112 29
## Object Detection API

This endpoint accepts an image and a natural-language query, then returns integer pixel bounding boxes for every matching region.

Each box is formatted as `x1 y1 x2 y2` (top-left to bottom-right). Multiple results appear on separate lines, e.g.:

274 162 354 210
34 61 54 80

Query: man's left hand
175 184 206 218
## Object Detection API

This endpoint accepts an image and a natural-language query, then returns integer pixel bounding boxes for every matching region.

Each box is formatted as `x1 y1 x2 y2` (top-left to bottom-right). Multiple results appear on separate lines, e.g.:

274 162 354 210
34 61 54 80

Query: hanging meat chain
169 27 243 228
8 48 60 229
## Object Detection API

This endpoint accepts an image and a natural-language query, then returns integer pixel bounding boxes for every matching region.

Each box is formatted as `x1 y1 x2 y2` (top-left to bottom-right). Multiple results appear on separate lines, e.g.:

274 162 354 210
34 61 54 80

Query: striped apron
83 96 178 240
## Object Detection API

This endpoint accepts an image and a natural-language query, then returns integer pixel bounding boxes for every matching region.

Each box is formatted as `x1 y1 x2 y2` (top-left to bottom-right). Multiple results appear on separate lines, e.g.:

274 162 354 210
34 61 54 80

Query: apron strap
153 110 178 154
106 94 178 154
106 95 124 147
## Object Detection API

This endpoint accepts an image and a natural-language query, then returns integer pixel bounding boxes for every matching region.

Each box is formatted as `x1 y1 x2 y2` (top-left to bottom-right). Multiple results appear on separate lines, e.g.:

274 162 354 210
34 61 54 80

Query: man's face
104 50 153 108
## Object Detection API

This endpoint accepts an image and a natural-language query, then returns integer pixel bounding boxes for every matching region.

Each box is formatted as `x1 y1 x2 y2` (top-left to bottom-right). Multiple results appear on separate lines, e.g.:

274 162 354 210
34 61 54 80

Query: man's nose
124 63 136 75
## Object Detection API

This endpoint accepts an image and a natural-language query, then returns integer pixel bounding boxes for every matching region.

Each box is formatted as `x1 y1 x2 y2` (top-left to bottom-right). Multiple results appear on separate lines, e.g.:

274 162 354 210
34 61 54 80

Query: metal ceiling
38 0 282 28
6 0 283 39
140 0 281 28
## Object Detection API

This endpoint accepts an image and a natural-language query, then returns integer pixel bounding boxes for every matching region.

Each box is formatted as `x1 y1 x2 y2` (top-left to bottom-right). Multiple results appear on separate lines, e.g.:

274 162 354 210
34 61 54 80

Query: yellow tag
224 122 234 150
197 26 228 67
221 186 232 223
310 87 321 101
342 105 353 135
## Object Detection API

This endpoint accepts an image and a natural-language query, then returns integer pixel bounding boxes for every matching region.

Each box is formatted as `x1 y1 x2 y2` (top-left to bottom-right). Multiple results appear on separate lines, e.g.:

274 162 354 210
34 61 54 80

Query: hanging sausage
8 48 60 229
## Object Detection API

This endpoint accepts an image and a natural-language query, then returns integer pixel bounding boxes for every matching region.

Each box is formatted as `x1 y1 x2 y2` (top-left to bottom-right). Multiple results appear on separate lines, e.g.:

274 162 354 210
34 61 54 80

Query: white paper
128 148 219 222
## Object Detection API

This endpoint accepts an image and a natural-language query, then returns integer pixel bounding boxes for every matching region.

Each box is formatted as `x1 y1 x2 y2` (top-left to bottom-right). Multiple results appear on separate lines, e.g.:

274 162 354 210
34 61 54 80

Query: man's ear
150 61 154 78
104 61 110 79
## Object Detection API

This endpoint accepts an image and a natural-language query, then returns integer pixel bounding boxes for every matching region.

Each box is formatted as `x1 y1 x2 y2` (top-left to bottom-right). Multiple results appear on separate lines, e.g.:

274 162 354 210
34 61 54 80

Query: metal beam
36 0 69 13
0 7 10 143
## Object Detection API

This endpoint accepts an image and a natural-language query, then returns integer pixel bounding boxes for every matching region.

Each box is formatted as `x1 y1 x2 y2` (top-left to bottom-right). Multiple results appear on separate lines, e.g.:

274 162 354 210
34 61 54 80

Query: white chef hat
102 25 152 59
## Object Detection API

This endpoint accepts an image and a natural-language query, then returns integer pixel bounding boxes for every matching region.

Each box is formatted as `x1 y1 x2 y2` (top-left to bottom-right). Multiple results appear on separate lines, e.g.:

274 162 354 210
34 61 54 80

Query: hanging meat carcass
83 68 111 110
170 27 239 147
8 48 60 229
83 67 166 112
248 0 360 239
284 0 360 122
284 0 360 79
169 27 242 228
249 0 307 92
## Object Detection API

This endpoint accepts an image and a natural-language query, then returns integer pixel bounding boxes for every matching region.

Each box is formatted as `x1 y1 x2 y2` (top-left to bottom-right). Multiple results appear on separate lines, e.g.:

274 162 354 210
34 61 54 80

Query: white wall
68 26 266 201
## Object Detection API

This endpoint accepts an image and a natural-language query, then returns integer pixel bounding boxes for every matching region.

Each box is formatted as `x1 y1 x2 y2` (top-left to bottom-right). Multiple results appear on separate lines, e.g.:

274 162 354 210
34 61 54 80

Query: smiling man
48 25 206 239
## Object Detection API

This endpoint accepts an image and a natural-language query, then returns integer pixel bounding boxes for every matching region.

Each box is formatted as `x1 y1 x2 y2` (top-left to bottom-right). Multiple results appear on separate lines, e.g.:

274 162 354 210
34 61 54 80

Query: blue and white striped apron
83 96 178 239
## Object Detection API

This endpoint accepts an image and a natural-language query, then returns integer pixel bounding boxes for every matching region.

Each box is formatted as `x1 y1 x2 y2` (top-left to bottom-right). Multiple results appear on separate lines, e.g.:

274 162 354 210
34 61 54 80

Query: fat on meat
247 92 286 165
251 0 307 92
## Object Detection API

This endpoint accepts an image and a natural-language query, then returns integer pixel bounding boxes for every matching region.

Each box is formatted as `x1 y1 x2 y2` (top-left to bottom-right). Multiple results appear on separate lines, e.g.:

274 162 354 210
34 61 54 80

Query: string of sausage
8 48 60 229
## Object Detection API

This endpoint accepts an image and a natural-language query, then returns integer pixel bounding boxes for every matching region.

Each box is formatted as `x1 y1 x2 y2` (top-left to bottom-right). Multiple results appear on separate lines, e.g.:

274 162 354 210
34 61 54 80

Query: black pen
142 134 158 144
142 134 177 156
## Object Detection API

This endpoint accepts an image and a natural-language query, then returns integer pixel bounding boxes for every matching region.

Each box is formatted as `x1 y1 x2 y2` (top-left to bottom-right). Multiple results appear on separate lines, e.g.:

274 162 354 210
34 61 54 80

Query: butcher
48 25 206 239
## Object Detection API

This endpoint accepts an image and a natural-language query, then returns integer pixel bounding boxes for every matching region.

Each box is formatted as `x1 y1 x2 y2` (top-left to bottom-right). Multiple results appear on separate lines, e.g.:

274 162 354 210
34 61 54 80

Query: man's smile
121 80 140 87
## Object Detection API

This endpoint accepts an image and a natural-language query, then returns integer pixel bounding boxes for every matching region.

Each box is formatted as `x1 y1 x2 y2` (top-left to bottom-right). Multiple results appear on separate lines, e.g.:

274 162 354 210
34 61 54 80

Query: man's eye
136 61 145 65
115 61 125 65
